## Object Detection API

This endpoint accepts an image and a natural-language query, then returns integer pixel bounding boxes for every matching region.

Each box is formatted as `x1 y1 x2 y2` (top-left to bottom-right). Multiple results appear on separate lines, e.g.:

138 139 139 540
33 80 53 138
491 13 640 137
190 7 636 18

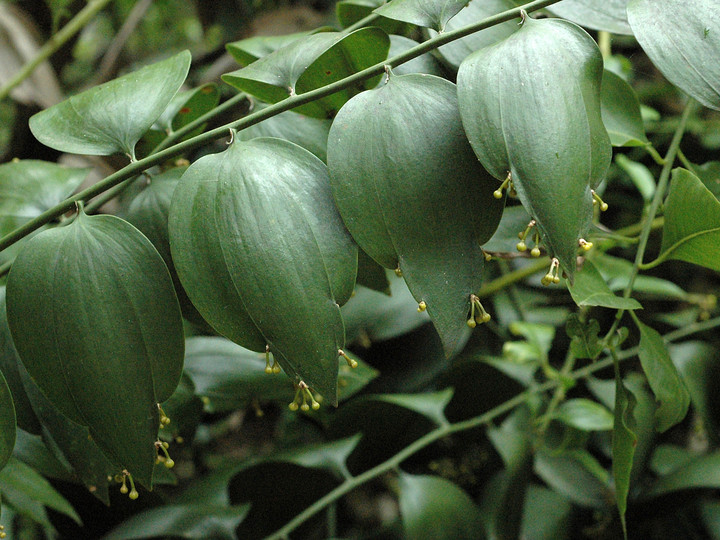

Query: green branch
264 314 720 540
0 0 113 102
0 0 563 255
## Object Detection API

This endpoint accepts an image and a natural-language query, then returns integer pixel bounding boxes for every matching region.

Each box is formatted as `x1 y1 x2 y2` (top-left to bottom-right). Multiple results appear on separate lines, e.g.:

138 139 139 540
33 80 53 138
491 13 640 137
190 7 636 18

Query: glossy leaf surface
660 168 720 271
628 0 720 110
237 102 331 161
328 73 500 356
170 138 357 403
6 210 184 486
601 70 648 147
29 51 191 157
429 0 517 70
387 35 444 76
0 367 15 472
553 398 613 431
568 260 642 310
547 0 631 35
458 16 611 279
397 472 484 539
18 362 114 504
374 0 467 31
637 320 690 432
0 457 81 526
0 160 87 234
222 29 389 118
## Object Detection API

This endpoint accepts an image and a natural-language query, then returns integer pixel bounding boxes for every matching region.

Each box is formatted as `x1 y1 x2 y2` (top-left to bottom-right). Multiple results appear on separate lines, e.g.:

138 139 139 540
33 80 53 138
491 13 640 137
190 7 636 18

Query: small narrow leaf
615 154 655 201
636 320 690 432
534 450 611 508
554 398 614 431
612 367 637 538
547 0 632 35
374 0 467 31
648 451 720 497
374 388 454 427
659 168 720 271
601 70 649 147
222 29 390 118
397 472 484 539
29 51 191 157
6 210 185 486
0 457 81 525
628 0 720 110
568 260 642 310
0 368 15 472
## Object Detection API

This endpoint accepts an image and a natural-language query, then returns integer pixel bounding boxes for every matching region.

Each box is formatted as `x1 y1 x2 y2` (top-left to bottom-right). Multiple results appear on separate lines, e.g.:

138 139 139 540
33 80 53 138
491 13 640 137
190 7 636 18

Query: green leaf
119 167 205 325
236 102 331 161
269 434 361 480
0 457 81 526
0 287 40 434
328 73 501 357
566 315 603 359
169 138 358 404
521 485 573 540
226 30 319 66
103 504 250 540
18 361 114 504
595 253 687 300
396 472 484 539
627 0 720 111
0 367 15 472
6 209 185 487
534 449 611 508
694 161 720 199
0 160 87 235
615 154 655 201
222 29 390 118
374 0 467 31
342 273 429 344
373 388 454 427
547 0 631 35
659 168 720 271
387 35 445 76
648 451 720 497
612 368 638 539
671 341 720 445
355 249 391 294
12 429 72 482
601 70 649 147
553 398 613 431
429 0 518 71
568 260 643 310
636 320 690 432
155 83 220 133
458 16 611 280
29 51 191 157
337 0 413 34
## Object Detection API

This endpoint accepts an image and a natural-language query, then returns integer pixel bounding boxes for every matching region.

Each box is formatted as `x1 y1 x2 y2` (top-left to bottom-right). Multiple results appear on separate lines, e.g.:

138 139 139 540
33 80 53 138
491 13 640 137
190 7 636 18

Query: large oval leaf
29 51 191 158
547 0 631 35
457 15 611 280
169 138 357 403
627 0 720 111
222 29 389 118
429 0 518 71
6 209 185 487
327 73 501 356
